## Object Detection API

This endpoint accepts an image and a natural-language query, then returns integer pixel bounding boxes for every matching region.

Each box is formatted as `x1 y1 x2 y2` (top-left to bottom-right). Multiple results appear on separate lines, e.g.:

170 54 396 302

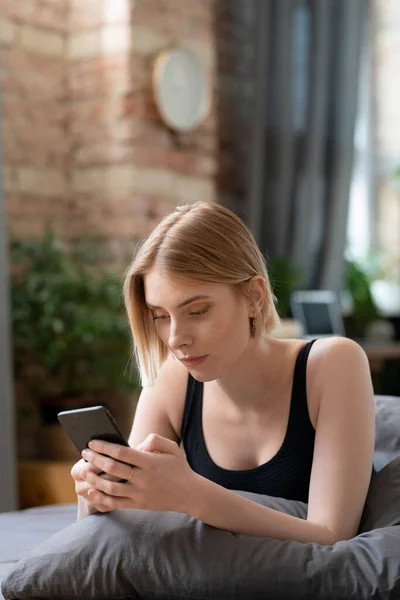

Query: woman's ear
246 276 266 315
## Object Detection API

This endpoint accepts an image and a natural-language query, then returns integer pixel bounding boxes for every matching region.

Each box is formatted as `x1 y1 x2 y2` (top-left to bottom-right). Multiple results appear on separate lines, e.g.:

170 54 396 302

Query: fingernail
82 450 88 458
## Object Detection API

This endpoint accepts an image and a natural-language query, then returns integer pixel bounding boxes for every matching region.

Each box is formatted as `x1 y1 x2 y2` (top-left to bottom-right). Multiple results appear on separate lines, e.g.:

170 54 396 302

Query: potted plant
267 256 304 338
10 231 141 459
268 256 303 318
345 258 380 337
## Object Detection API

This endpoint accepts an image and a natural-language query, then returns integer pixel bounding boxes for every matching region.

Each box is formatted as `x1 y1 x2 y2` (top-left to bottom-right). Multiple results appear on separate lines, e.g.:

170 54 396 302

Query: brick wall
1 0 256 265
0 0 69 239
373 0 400 279
66 0 220 263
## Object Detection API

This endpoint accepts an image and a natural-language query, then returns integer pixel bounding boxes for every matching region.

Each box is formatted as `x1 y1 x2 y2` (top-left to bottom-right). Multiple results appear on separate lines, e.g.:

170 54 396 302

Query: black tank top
181 340 317 503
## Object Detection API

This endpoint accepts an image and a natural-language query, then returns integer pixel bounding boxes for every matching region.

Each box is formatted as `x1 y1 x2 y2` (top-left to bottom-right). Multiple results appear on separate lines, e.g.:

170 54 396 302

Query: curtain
248 0 368 293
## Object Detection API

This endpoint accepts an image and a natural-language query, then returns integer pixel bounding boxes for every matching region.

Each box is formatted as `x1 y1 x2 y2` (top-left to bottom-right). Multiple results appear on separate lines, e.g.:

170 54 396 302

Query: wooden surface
18 460 77 509
361 342 400 372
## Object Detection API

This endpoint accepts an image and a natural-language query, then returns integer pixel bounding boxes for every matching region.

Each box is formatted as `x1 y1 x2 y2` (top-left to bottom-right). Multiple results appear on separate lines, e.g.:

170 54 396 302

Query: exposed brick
67 30 100 60
131 26 170 54
2 0 222 266
2 96 67 125
3 126 67 169
131 1 198 40
0 17 17 44
101 24 132 55
19 24 65 56
7 217 68 240
67 52 135 77
2 48 65 99
71 167 106 193
31 0 69 32
102 0 131 26
132 166 216 205
67 54 137 98
0 0 68 31
0 0 36 24
69 112 174 155
72 139 217 177
6 193 70 220
1 0 232 462
69 0 103 30
17 167 68 196
182 38 216 71
2 166 17 191
121 95 159 120
131 0 213 39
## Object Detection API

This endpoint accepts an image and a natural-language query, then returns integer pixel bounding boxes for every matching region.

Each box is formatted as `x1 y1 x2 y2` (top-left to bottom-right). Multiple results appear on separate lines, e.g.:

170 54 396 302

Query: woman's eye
189 308 208 316
152 308 208 321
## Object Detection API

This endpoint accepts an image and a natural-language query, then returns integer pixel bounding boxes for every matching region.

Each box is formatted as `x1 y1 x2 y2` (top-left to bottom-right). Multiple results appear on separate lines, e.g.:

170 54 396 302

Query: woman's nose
168 321 191 350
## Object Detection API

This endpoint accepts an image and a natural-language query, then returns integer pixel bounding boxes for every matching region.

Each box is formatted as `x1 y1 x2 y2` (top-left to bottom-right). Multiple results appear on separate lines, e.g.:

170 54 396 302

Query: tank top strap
288 339 318 425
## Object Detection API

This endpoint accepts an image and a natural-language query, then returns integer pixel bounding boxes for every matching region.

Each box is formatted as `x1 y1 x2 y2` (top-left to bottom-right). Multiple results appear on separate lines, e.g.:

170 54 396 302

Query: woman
71 201 375 545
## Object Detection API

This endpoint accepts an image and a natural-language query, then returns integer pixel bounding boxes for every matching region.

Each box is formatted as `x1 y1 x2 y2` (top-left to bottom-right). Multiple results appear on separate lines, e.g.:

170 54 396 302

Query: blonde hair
123 201 280 386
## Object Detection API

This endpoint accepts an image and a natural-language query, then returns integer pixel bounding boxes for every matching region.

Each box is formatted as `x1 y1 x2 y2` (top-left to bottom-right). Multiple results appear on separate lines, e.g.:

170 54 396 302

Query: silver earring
251 316 257 336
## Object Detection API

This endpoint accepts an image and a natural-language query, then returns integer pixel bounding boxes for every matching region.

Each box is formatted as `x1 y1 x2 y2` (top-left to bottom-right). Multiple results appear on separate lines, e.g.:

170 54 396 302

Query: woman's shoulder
307 336 368 368
276 337 370 426
273 335 365 358
305 336 371 407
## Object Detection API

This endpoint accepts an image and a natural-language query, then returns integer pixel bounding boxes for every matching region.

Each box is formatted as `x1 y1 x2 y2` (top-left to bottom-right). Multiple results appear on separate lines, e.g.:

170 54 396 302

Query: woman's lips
180 355 208 367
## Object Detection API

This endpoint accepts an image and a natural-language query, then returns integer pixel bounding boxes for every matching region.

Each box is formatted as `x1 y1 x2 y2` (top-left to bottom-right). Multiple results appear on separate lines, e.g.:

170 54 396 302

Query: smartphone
57 405 130 455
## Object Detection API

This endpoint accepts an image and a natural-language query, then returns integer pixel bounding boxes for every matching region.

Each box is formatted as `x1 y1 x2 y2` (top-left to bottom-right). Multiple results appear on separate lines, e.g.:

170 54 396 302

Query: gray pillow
359 455 400 533
374 395 400 471
2 458 400 600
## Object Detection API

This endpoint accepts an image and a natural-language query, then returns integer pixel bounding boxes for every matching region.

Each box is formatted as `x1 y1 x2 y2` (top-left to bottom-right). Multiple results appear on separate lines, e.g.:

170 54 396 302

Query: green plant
345 258 380 330
268 256 303 318
10 231 139 417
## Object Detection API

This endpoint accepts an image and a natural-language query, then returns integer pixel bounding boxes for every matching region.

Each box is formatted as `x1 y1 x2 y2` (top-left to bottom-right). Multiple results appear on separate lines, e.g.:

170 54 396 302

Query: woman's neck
209 336 288 414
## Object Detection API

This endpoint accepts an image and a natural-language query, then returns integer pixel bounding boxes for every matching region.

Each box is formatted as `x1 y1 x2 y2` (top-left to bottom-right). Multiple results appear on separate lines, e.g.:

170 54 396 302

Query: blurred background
0 0 399 510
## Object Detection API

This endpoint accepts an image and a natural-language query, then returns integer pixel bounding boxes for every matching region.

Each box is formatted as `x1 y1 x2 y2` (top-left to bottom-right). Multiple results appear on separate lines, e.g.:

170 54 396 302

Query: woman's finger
73 460 117 513
75 481 111 512
81 449 133 481
99 473 121 482
71 458 103 481
140 433 181 455
84 470 133 497
87 488 128 510
86 434 179 465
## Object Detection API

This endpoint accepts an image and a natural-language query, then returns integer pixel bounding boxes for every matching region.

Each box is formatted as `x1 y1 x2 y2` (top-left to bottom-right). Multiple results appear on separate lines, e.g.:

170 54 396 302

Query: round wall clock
152 47 211 132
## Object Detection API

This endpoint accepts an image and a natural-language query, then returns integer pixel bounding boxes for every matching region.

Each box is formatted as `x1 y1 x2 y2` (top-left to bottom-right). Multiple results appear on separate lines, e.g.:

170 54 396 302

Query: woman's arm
187 338 375 545
188 474 337 544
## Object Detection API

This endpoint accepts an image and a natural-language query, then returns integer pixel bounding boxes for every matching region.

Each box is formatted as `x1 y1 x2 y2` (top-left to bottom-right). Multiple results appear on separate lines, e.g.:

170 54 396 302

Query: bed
0 504 77 599
0 395 399 600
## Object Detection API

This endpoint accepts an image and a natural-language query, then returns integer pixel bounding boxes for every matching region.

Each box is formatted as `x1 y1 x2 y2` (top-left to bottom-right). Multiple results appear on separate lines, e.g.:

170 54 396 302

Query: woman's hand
71 459 121 513
79 434 200 514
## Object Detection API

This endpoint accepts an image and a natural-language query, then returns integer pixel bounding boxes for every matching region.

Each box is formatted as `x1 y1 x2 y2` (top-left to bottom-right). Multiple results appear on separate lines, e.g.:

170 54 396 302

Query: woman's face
144 267 253 381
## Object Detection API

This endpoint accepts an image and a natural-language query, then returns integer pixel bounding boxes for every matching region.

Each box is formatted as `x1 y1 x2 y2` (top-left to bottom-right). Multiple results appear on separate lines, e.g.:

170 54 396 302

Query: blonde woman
72 201 375 545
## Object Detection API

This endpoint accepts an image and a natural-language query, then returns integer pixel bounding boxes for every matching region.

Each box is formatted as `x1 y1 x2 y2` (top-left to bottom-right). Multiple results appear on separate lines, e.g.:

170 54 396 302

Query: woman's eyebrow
146 295 211 310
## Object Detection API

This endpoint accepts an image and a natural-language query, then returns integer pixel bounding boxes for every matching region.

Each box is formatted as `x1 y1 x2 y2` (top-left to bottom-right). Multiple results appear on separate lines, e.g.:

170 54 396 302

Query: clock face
153 47 210 132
